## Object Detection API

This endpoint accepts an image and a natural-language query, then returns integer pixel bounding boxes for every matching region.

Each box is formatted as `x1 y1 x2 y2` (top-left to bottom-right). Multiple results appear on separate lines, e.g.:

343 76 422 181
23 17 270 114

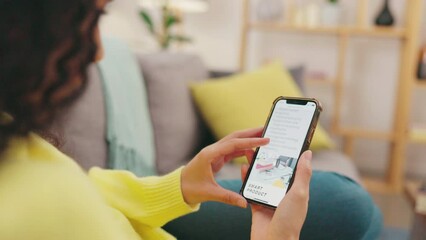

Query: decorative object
288 0 308 26
256 0 284 21
292 3 305 26
139 0 209 49
321 0 341 27
305 1 320 27
417 45 426 80
375 0 394 26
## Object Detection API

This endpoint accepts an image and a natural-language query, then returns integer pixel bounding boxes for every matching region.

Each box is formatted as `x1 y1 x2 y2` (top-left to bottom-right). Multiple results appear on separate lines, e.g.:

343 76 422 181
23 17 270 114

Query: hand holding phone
242 150 312 240
240 97 321 209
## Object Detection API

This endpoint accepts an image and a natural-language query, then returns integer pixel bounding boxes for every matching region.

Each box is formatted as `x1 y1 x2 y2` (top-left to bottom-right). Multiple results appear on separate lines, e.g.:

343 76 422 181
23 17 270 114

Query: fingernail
305 150 312 160
237 199 247 208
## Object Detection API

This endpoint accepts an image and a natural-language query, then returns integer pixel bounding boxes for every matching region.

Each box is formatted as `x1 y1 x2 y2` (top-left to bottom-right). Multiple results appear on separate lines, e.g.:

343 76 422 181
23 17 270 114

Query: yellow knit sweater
0 133 199 240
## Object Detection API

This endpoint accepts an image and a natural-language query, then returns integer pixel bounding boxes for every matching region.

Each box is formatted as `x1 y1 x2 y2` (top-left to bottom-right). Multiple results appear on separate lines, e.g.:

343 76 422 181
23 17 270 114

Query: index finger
219 127 264 143
207 137 269 162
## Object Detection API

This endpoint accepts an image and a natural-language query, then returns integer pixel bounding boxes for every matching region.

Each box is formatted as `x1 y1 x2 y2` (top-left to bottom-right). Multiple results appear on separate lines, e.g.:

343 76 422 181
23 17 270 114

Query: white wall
100 0 426 178
99 0 158 52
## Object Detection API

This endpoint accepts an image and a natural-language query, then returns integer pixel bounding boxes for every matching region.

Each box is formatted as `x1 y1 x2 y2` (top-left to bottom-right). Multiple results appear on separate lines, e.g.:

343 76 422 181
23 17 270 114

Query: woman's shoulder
0 134 126 239
0 133 96 207
2 133 82 167
0 132 97 193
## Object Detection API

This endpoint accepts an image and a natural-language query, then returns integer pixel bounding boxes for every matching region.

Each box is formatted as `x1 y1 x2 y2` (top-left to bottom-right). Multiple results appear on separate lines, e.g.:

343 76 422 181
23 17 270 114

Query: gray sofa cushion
138 53 212 174
51 64 107 169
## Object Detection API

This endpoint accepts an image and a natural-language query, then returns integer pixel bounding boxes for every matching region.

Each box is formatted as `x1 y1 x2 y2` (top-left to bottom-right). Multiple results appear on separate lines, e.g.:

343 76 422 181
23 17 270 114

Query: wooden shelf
249 22 406 39
415 80 426 88
249 22 339 35
350 26 406 38
334 127 395 141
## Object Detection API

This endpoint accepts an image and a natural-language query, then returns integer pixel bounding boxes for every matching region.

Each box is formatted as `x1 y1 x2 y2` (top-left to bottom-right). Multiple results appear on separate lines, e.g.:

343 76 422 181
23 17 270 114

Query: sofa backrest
51 53 306 173
52 53 213 173
138 53 213 174
51 65 107 170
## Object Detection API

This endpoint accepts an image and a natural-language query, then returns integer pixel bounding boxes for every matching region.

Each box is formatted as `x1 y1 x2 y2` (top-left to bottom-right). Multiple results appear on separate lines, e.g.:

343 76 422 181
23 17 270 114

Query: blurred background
97 0 426 238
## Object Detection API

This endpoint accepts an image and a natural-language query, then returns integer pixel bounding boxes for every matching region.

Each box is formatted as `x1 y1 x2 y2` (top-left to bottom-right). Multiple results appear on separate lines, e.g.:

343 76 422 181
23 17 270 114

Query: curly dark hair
0 0 102 153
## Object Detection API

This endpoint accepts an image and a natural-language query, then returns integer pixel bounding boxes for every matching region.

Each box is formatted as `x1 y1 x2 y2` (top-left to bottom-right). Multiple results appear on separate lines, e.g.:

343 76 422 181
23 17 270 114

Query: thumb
211 186 248 208
286 150 312 199
269 151 312 240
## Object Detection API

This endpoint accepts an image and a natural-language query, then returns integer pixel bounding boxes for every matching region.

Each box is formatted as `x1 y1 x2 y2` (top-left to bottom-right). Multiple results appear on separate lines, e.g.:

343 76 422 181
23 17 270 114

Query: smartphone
240 96 322 209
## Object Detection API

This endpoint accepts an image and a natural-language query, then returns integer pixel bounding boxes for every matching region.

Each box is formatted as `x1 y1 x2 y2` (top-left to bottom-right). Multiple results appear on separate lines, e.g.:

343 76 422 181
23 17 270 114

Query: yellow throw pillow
190 61 334 157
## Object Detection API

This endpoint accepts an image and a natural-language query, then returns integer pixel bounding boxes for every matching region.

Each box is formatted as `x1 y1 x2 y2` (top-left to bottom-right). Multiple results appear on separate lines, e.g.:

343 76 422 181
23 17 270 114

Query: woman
0 0 382 239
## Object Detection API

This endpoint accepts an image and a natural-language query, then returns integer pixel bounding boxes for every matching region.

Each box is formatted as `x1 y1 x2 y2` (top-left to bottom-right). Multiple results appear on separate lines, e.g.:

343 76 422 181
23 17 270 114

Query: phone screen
242 98 318 208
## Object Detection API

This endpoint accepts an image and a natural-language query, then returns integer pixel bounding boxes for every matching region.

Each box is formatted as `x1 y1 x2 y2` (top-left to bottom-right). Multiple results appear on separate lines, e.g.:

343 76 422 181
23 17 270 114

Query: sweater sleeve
88 167 200 227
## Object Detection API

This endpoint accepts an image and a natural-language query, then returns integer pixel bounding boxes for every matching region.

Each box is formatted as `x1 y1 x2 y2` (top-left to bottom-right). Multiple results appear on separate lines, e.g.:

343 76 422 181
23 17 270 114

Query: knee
301 172 383 240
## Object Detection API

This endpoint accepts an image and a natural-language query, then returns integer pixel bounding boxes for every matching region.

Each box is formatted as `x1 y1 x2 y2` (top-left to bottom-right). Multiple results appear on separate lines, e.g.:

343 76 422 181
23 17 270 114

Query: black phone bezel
239 96 322 209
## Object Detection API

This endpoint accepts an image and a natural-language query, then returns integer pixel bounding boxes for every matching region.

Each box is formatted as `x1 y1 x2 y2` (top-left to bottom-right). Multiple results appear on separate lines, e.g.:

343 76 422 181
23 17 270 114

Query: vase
305 2 320 27
321 3 341 27
256 0 284 22
417 45 426 80
375 0 394 26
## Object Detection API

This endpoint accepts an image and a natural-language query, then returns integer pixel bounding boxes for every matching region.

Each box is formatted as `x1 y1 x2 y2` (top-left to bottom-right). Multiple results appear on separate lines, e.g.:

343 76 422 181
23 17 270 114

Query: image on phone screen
242 98 318 208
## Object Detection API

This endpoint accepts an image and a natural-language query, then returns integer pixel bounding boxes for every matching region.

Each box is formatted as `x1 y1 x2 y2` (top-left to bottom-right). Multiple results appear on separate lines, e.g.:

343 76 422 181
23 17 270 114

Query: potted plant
140 4 191 50
321 0 341 27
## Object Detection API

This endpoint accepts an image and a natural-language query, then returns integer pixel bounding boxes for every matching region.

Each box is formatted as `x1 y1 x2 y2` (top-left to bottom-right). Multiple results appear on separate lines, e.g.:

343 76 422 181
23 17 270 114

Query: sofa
51 52 360 183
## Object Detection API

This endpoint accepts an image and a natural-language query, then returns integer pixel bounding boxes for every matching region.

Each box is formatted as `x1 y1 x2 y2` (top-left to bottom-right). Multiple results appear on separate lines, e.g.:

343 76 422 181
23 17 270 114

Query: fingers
211 149 254 173
218 138 269 158
211 150 251 173
205 138 269 162
210 187 248 208
223 149 251 163
291 150 312 192
219 127 264 142
270 151 312 239
241 163 249 181
240 149 254 180
244 149 255 165
285 150 312 202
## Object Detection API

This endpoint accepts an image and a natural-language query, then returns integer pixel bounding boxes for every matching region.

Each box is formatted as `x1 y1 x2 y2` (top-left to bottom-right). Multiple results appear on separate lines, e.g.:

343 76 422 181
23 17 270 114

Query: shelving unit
239 0 424 193
415 80 426 88
248 22 406 38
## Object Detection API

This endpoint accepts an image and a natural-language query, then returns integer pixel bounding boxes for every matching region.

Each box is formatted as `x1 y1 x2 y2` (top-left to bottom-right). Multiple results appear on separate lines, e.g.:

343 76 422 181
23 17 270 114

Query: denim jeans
163 171 383 240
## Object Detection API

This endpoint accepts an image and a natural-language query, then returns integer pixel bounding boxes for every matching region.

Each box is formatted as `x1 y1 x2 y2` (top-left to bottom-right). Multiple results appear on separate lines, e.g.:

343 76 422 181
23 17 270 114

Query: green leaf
140 10 155 34
169 35 192 43
165 14 178 29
